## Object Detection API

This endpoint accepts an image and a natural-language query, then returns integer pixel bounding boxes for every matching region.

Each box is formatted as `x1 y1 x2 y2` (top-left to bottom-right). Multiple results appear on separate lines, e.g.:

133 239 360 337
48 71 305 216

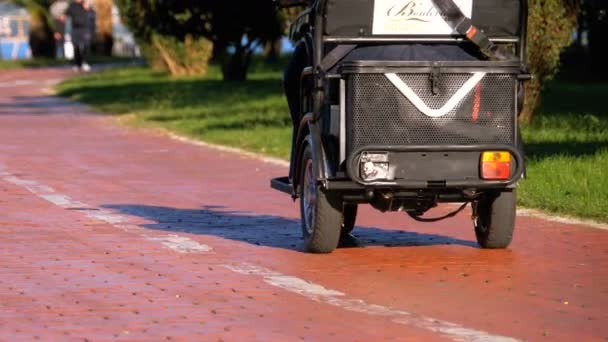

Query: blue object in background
1 3 32 60
17 40 29 58
0 41 13 58
281 37 295 53
0 40 30 59
241 37 296 55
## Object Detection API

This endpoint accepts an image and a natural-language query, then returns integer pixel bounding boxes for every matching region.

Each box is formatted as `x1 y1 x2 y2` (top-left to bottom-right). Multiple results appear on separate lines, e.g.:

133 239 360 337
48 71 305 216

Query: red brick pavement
0 68 606 341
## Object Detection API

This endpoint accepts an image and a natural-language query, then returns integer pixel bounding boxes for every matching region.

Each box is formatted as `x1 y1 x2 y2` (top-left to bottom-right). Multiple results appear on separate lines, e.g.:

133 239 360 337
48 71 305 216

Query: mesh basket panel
346 73 516 155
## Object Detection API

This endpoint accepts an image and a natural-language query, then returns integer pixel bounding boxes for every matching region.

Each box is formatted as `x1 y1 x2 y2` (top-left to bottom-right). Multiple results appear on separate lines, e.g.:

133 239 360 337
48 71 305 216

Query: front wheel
300 144 342 253
473 190 517 249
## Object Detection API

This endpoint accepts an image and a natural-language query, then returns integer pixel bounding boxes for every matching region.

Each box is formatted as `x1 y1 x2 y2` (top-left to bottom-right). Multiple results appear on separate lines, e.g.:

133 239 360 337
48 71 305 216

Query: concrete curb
516 208 608 231
166 133 290 168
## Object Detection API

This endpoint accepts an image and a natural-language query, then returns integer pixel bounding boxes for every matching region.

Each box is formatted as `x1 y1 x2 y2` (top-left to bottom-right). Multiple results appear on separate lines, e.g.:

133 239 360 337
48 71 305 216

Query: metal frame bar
339 79 346 164
324 37 520 43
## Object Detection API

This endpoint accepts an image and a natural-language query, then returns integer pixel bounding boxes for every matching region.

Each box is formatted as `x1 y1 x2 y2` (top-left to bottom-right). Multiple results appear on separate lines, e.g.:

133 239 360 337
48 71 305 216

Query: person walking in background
65 0 92 71
50 0 68 59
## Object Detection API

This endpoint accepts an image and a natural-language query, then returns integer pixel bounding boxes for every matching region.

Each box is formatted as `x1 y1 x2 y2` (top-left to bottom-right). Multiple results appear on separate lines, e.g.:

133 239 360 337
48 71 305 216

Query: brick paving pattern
0 68 606 341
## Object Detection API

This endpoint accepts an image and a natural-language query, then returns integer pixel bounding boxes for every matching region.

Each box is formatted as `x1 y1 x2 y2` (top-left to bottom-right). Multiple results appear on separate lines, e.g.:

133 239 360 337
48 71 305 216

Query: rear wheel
341 204 358 236
473 190 516 249
300 144 342 253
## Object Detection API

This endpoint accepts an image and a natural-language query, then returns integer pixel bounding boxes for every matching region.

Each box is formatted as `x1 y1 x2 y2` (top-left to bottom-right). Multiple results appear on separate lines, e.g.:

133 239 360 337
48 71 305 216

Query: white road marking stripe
149 235 213 253
0 79 60 89
225 263 520 342
0 166 520 340
88 211 126 224
14 80 36 86
41 194 84 207
0 80 36 88
0 167 213 254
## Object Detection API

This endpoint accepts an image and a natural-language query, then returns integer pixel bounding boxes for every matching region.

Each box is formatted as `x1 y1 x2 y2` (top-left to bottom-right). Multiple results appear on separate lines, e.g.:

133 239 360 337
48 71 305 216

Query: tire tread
475 190 516 249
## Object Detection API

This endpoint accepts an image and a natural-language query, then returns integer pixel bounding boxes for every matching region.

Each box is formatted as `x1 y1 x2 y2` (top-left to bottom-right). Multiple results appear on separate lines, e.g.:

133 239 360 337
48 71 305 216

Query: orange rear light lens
481 151 512 180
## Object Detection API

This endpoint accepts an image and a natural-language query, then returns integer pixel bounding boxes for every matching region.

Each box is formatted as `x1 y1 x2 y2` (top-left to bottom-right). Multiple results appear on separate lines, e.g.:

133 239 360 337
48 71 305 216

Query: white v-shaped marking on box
385 72 486 118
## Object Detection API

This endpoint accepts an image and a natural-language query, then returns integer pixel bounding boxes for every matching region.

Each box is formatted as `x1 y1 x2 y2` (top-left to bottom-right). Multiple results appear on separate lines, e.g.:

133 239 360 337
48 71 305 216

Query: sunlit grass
518 81 608 221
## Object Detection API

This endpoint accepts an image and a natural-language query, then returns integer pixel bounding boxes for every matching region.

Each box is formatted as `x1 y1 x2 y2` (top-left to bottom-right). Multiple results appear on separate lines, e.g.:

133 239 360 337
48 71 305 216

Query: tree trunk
210 42 225 63
92 0 113 56
264 38 281 64
588 0 608 78
520 78 542 124
221 47 251 81
28 8 55 59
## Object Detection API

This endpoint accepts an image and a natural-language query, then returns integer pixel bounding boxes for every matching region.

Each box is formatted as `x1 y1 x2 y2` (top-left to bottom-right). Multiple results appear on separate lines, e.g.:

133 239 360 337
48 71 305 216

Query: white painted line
14 80 36 86
0 167 213 254
41 194 85 207
149 234 213 253
88 211 126 225
225 263 520 342
0 165 523 340
0 80 36 88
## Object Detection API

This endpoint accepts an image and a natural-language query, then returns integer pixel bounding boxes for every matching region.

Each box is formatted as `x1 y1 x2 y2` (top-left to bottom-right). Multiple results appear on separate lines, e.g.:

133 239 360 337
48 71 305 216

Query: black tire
299 144 342 253
341 204 358 236
473 190 517 249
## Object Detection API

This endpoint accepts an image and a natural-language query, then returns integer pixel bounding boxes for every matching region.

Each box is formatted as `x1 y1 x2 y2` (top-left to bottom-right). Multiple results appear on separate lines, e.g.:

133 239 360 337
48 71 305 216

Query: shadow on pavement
0 95 85 116
102 204 478 251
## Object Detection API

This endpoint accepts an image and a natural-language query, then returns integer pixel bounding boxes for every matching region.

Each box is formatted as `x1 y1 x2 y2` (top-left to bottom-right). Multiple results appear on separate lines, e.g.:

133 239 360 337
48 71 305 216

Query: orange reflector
481 151 512 180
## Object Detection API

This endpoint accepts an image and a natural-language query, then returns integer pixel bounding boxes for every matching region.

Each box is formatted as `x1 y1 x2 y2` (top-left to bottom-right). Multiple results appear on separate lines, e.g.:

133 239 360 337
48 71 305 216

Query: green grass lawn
519 81 608 221
57 64 293 158
0 58 68 69
56 65 608 222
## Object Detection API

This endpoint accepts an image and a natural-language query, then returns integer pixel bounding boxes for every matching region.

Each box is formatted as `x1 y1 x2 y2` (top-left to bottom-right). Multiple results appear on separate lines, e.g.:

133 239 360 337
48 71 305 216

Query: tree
92 0 113 56
208 1 283 80
115 0 214 76
11 0 55 58
264 6 306 64
115 0 283 80
522 0 581 123
587 0 608 78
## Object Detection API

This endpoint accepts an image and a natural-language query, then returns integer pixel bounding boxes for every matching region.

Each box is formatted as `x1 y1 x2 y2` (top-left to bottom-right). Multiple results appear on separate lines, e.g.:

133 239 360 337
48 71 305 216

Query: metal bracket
430 62 442 96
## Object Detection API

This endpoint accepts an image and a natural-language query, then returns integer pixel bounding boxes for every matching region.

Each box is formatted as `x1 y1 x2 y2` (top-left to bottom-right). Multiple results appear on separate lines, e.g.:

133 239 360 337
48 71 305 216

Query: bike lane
0 68 605 341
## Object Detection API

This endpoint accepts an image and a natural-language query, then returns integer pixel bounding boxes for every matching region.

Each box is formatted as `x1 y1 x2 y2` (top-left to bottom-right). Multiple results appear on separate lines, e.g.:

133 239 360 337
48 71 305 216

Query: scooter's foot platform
270 177 293 195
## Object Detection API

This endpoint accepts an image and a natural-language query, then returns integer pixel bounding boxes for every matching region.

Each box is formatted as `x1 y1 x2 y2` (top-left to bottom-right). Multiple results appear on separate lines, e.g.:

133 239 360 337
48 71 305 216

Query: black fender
292 118 330 197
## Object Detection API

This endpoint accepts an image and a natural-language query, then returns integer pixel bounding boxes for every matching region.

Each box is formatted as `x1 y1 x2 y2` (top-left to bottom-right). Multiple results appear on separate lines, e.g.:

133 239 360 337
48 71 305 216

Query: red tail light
481 152 511 180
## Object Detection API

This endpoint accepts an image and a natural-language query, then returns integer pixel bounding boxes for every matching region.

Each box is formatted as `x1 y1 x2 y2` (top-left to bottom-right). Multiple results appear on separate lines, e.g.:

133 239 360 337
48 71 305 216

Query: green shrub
145 34 213 77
